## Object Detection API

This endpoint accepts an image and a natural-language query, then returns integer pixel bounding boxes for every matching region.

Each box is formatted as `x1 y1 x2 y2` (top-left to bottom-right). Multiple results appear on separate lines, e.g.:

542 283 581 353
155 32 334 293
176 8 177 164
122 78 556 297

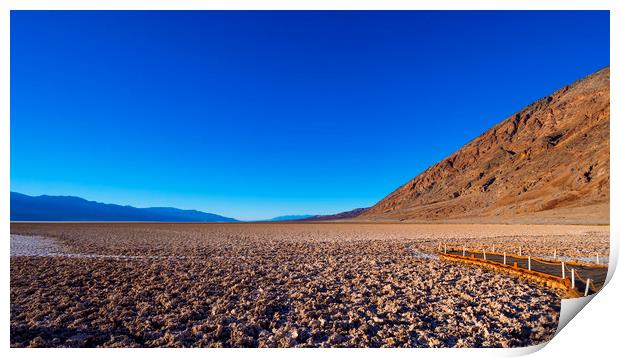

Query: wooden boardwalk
440 248 608 298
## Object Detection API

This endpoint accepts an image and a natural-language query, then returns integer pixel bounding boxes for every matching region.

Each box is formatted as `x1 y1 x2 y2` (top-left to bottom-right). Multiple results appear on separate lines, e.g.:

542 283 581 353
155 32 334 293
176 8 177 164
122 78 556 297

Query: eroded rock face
361 67 610 223
11 223 609 348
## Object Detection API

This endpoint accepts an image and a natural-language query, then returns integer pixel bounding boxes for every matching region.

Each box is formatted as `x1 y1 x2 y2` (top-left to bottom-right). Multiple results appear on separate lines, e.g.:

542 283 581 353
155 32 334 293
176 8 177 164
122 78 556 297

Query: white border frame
1 1 616 357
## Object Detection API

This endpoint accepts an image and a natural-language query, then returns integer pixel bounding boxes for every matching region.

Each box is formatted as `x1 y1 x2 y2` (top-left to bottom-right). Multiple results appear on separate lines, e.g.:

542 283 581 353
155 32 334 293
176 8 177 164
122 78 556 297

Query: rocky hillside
360 67 610 224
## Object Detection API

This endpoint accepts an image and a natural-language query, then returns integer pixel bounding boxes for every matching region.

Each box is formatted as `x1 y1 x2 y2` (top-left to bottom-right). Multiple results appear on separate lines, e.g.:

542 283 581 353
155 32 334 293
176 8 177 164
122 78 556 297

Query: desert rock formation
360 67 610 224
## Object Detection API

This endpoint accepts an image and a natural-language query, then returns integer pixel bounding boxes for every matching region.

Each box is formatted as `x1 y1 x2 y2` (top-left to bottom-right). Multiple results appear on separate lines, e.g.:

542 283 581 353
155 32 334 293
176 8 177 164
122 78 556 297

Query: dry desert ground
10 222 610 348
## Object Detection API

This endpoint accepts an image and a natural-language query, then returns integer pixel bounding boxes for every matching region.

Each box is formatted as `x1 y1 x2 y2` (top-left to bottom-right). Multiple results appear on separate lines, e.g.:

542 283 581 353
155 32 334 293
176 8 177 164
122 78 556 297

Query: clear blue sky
11 11 609 221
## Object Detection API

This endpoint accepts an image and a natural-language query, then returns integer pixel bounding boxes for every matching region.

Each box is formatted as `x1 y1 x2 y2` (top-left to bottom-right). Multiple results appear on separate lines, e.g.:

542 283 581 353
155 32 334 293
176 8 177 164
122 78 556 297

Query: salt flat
10 222 609 348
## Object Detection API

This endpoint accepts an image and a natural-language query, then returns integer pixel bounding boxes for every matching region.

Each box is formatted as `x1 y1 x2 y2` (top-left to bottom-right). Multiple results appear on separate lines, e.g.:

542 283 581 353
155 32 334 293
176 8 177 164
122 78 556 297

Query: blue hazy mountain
268 215 315 221
10 192 238 222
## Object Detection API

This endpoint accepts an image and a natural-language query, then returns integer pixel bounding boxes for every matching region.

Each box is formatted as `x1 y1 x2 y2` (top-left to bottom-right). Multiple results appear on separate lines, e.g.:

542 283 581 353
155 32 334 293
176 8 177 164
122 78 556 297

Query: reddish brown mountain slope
360 67 610 224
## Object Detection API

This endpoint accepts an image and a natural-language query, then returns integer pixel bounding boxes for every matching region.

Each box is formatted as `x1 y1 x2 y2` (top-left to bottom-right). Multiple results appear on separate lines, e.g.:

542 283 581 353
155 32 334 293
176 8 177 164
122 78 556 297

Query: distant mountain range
302 208 368 221
10 192 238 222
267 208 369 222
268 215 315 221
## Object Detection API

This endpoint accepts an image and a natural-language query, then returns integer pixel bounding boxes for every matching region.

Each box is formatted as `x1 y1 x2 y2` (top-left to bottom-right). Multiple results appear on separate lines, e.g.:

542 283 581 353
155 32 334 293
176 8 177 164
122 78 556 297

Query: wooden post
528 256 531 271
571 269 575 289
584 278 591 296
503 252 506 265
444 244 447 254
553 249 557 260
519 246 522 256
492 244 495 253
483 249 486 260
463 246 466 257
561 262 566 279
596 253 600 265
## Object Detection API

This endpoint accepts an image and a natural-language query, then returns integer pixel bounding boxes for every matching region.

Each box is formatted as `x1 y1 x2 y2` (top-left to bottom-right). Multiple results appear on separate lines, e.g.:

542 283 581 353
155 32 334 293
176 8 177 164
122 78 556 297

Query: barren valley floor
10 223 610 348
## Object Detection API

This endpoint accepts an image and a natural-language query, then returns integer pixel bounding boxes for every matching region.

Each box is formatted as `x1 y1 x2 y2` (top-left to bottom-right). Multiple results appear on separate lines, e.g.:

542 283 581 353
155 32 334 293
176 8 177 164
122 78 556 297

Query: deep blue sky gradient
11 11 610 220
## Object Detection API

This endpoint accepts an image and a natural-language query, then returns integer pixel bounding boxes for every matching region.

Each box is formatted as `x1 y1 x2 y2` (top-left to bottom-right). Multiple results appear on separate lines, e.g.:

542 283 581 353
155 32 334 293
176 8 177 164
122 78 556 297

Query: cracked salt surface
407 246 439 260
10 235 64 257
539 254 608 265
10 235 185 260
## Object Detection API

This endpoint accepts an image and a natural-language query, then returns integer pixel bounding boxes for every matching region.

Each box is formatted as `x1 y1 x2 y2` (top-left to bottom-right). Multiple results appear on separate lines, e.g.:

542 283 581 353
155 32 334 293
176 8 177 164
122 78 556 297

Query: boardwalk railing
438 245 608 298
